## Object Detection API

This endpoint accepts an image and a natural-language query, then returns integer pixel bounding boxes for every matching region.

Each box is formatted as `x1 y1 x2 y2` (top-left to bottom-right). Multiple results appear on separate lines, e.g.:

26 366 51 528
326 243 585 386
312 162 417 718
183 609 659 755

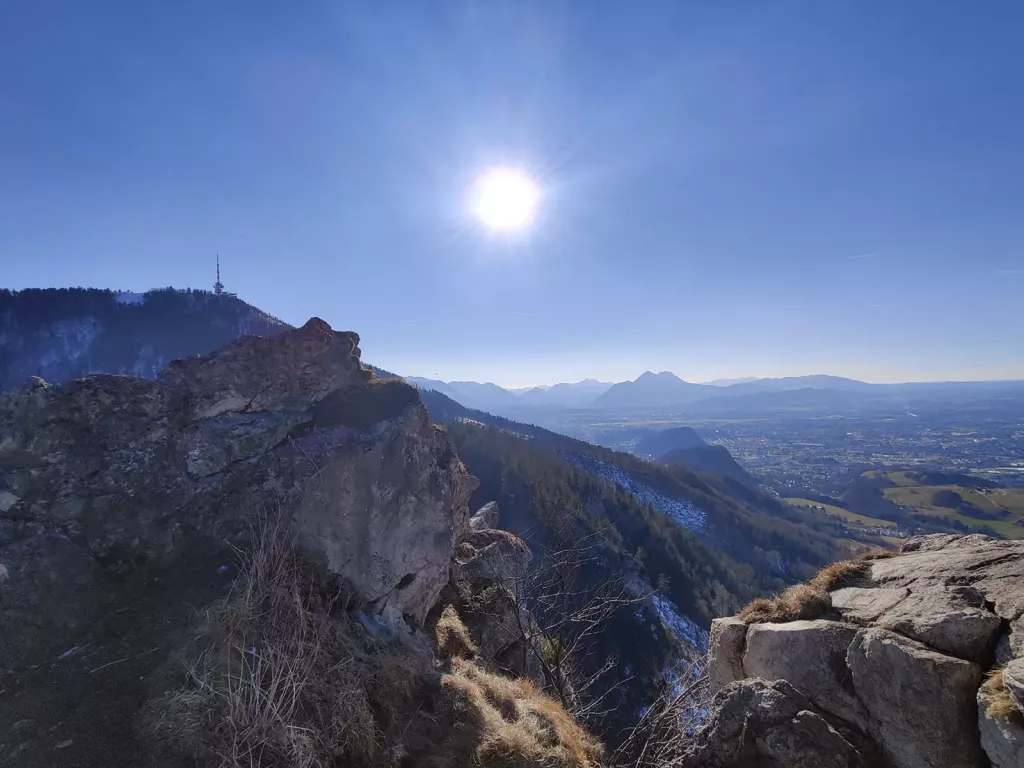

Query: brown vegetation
982 668 1024 725
738 583 832 624
444 657 604 767
147 518 600 768
737 554 882 624
436 603 478 661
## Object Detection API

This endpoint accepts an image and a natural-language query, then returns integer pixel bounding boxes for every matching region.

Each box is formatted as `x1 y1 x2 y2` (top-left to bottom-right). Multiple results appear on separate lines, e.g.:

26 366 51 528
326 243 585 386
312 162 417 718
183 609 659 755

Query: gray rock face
744 620 866 729
830 587 909 624
707 617 747 694
873 535 1024 649
698 535 1024 768
683 678 871 768
848 628 984 768
1005 658 1024 713
450 524 538 681
978 685 1024 768
0 318 476 668
468 501 499 531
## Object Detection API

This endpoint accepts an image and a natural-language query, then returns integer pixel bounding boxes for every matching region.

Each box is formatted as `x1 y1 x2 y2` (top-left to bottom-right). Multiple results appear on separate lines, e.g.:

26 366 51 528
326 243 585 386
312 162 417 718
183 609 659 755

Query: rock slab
0 318 476 668
847 627 985 768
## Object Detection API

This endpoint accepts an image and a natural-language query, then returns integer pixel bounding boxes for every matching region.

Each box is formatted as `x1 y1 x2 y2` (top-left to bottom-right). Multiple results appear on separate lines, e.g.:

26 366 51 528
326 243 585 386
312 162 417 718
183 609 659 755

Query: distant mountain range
404 376 614 412
405 369 1024 420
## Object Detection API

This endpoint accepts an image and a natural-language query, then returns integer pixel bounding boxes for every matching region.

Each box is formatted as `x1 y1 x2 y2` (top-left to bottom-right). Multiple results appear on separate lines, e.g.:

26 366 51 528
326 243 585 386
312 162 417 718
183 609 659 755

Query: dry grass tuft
738 583 832 624
856 548 896 562
442 658 604 767
808 558 872 592
435 604 478 661
148 517 601 768
982 668 1024 724
737 556 878 625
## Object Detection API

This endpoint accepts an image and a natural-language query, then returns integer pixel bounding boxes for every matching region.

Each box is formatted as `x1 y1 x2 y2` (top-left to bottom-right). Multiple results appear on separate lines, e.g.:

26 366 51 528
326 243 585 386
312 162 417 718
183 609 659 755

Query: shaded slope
0 287 290 389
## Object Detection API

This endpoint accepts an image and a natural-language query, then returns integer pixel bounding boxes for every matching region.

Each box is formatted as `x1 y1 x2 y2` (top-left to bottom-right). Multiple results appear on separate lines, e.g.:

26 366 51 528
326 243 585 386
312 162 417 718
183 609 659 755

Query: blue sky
3 1 1022 386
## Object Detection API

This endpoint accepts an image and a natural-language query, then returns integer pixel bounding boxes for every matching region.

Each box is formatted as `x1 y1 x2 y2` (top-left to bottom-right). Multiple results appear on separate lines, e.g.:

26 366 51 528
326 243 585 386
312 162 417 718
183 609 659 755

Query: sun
470 168 541 231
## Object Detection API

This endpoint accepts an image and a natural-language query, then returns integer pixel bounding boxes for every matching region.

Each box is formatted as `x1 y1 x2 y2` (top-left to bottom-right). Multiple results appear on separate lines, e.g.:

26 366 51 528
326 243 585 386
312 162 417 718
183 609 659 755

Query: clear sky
3 1 1022 387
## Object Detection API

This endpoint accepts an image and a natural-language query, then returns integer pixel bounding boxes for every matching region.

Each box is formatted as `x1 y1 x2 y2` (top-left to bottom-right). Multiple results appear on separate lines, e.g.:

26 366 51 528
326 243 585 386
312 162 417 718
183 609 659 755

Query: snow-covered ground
651 594 709 653
565 454 707 532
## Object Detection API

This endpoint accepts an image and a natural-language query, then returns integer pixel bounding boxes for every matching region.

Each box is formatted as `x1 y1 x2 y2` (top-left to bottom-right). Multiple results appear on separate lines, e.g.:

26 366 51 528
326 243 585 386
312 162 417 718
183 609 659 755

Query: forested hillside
0 287 289 389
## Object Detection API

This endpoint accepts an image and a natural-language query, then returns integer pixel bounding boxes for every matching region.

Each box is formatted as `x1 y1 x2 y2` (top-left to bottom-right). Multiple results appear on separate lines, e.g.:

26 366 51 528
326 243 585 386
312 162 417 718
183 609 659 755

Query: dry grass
738 583 832 624
808 558 872 591
982 668 1024 724
442 658 604 767
148 517 600 768
737 556 879 624
436 604 478 661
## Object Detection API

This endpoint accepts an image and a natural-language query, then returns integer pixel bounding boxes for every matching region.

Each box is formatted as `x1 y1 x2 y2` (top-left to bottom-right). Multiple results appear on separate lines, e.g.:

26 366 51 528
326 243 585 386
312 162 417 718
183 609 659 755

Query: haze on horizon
3 2 1022 386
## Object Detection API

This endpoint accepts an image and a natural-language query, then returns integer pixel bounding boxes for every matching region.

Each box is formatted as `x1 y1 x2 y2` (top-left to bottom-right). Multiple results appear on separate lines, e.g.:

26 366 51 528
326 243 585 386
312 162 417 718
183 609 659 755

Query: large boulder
1004 658 1024 712
744 620 866 729
978 683 1024 768
449 523 539 680
847 627 985 768
875 535 1024 656
707 617 747 694
709 536 1024 768
468 501 499 531
0 318 476 669
682 678 872 768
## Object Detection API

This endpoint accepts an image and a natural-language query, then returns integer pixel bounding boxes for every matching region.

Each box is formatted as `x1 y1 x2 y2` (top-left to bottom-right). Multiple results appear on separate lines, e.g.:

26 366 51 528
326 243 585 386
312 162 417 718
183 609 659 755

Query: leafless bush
610 652 711 767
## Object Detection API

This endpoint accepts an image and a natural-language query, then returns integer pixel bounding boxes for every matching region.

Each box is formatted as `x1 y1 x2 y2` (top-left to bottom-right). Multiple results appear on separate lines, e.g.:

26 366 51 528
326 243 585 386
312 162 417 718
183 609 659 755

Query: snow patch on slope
651 594 709 653
565 454 707 532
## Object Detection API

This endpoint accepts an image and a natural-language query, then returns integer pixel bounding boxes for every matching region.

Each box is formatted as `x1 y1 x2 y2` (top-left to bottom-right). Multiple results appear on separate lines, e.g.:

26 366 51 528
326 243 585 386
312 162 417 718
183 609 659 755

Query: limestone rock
872 586 1002 664
1004 658 1024 713
683 678 871 768
876 535 1024 639
707 617 747 694
978 685 1024 768
744 620 866 728
848 627 985 768
454 528 532 587
450 524 538 681
0 318 476 669
468 501 499 531
830 587 909 624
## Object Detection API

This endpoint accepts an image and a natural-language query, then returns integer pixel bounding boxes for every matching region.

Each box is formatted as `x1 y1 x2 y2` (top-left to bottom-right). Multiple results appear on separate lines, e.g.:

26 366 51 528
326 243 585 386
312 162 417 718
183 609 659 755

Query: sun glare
470 168 540 232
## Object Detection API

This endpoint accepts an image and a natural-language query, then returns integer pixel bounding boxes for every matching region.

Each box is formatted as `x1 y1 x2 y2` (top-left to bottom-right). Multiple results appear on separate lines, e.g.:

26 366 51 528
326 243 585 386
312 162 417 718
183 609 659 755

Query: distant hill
416 386 851 582
635 426 707 457
720 375 875 396
593 371 718 408
661 444 757 487
0 287 289 390
515 378 613 408
702 376 760 387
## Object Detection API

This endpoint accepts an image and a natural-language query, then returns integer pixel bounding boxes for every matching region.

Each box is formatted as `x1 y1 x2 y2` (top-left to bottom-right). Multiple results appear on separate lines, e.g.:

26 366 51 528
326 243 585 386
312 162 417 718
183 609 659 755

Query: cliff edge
699 534 1024 768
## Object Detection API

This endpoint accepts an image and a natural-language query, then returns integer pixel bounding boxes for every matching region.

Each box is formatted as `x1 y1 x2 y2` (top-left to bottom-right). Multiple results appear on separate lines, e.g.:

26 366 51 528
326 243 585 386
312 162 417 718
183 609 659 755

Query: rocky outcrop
682 678 872 768
698 534 1024 768
0 318 475 670
444 503 541 681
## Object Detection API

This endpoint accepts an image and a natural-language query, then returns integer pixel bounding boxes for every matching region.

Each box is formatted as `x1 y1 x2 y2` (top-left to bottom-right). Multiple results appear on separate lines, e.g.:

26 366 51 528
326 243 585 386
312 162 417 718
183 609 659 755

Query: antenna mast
214 254 224 295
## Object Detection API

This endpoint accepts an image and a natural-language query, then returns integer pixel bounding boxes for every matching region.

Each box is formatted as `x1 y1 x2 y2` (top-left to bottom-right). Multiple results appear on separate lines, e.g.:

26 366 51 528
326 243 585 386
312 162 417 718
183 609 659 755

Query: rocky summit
703 533 1024 768
0 317 475 672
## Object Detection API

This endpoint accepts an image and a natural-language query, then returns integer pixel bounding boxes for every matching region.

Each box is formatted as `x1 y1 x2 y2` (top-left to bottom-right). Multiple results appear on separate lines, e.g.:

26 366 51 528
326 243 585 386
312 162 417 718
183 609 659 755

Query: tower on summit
214 255 224 295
